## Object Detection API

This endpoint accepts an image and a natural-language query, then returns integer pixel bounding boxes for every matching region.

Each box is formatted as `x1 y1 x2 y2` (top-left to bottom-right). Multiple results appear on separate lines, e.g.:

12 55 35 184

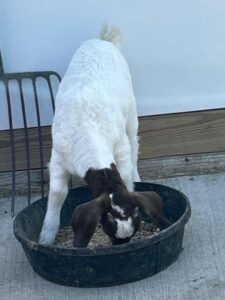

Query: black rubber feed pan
14 182 191 287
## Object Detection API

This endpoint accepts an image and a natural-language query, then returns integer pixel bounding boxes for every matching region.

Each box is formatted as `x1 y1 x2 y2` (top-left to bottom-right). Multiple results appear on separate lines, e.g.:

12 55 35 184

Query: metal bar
4 79 16 216
0 167 48 174
32 77 45 200
18 79 31 206
46 76 55 112
0 71 61 81
0 70 61 215
0 50 4 74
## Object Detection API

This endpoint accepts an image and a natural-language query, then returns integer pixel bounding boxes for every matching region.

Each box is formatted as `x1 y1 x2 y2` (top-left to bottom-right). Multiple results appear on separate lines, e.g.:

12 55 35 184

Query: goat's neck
73 128 114 178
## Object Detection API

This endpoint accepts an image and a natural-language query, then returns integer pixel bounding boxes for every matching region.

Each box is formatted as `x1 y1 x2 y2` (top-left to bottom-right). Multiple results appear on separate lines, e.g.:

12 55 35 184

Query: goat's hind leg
115 135 134 192
39 151 69 245
126 111 141 182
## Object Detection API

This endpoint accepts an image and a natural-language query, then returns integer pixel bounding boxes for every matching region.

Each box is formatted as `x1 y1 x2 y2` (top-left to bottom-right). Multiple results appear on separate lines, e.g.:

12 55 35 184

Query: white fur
115 217 134 239
100 23 122 47
110 194 125 217
39 24 140 245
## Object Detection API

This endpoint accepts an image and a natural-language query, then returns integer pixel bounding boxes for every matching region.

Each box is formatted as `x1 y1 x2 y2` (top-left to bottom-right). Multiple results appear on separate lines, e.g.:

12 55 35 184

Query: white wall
1 0 225 128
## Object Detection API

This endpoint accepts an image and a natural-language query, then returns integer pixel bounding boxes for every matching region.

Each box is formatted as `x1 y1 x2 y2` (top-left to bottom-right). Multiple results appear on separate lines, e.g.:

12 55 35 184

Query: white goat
39 25 140 246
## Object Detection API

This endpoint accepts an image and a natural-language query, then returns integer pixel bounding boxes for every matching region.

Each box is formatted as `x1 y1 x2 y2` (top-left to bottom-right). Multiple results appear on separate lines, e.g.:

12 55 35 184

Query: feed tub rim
13 182 191 257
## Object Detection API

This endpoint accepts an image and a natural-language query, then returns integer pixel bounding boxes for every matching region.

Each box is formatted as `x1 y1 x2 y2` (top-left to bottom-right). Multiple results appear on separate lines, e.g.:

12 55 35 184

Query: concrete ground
1 172 225 300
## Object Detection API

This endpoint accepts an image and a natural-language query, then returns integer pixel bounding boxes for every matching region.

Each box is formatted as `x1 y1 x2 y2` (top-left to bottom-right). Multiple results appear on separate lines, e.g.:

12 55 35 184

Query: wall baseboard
1 152 225 198
138 108 225 159
1 108 225 172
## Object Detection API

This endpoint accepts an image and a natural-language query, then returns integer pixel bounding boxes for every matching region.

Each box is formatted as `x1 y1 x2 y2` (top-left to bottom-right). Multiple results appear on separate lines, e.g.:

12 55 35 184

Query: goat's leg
39 152 69 245
115 135 134 192
126 111 141 182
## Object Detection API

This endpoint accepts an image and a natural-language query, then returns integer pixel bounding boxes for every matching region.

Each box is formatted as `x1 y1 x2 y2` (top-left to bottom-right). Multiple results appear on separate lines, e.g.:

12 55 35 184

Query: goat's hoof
38 231 56 246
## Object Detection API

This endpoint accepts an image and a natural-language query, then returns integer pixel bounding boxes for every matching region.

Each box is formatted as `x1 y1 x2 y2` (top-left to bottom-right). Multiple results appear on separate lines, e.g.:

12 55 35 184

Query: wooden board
0 126 52 172
139 108 225 159
1 108 225 172
1 152 225 198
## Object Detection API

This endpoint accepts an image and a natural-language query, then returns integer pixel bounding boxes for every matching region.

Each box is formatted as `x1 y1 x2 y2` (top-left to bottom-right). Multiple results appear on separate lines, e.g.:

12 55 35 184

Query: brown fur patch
84 163 126 198
72 164 170 247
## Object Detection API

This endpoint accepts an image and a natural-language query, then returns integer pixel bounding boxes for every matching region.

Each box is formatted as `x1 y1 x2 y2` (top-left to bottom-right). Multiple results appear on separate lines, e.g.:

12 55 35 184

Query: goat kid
72 163 171 247
39 24 140 246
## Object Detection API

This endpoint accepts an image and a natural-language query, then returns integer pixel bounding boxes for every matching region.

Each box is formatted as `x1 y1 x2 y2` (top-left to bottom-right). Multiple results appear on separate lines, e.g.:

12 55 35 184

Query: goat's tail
100 23 122 47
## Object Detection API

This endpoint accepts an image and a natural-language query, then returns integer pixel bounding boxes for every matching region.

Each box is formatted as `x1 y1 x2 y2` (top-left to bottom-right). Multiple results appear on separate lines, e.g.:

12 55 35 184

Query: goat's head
71 163 171 247
84 162 127 198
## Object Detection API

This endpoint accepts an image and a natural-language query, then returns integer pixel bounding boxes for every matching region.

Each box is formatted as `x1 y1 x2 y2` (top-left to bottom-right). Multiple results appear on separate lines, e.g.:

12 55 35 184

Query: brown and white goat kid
39 25 166 246
71 163 170 247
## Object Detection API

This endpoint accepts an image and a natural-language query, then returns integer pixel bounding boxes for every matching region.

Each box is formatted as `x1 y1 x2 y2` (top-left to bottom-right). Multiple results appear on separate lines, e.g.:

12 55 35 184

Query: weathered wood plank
139 108 225 159
139 152 225 180
1 152 225 198
0 126 52 171
1 108 225 172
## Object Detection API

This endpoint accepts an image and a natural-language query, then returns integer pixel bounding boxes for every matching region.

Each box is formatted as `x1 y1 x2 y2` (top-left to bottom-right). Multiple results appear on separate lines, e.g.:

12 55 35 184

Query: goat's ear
71 194 110 247
132 191 171 229
110 163 118 173
101 212 117 238
110 163 122 178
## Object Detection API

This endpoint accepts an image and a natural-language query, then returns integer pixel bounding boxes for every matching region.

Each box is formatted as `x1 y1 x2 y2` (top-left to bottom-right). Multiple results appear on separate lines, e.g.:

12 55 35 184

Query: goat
39 24 170 247
72 163 170 247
